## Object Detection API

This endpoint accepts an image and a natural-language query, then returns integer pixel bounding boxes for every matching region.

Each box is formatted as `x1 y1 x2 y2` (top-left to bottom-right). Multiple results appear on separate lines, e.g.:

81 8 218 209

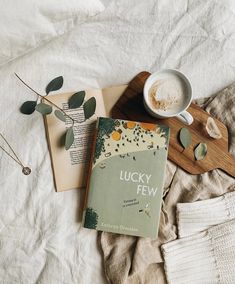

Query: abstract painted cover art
83 117 170 238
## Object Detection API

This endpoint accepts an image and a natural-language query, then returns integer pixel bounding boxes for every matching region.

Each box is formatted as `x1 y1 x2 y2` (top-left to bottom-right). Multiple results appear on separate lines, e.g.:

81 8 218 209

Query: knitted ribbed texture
177 191 235 238
162 219 235 284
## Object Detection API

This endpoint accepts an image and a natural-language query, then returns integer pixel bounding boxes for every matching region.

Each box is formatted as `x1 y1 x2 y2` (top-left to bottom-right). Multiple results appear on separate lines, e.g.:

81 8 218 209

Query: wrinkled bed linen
0 0 235 283
0 0 105 67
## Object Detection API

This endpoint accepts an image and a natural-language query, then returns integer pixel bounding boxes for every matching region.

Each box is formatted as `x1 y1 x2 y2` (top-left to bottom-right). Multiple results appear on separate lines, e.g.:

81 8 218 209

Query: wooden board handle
219 153 235 177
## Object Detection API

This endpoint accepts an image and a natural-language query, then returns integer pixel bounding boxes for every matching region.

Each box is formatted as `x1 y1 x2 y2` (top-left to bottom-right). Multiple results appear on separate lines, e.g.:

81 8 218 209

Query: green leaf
194 143 207 161
65 127 74 150
84 207 98 229
46 76 63 95
179 128 192 149
83 97 96 119
20 101 37 115
35 103 52 115
54 110 66 122
68 91 85 109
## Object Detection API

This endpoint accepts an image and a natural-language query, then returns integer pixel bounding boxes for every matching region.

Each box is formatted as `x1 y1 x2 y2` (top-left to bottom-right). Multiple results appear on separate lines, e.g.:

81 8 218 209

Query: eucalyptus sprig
16 73 96 150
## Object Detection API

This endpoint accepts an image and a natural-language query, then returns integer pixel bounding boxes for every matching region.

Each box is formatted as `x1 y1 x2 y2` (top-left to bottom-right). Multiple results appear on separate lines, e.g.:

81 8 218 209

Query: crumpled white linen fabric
0 0 235 283
0 0 105 67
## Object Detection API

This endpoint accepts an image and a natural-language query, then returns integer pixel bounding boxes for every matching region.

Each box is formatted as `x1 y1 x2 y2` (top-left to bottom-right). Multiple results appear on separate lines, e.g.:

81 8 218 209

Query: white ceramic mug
143 69 193 125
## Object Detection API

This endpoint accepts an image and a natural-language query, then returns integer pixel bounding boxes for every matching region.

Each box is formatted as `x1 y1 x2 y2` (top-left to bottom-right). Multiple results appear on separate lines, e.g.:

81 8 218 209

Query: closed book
83 117 170 238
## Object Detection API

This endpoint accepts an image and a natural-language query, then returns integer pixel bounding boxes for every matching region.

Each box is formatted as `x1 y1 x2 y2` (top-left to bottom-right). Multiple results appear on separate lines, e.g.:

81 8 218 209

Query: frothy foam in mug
148 73 188 115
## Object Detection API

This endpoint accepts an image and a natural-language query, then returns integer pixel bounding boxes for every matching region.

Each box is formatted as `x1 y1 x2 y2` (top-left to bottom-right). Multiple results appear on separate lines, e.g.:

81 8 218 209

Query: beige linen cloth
99 83 235 284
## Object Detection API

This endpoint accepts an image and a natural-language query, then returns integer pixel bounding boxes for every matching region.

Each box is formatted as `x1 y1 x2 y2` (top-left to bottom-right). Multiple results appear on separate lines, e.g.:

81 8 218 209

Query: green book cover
83 117 170 238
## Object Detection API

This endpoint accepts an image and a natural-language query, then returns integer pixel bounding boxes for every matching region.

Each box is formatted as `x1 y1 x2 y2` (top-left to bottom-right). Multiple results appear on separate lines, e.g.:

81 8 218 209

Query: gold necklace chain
0 133 24 167
0 133 31 175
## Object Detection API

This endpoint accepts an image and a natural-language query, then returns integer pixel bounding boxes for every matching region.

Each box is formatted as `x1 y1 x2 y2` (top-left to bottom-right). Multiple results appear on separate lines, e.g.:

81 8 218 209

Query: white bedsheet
0 0 235 283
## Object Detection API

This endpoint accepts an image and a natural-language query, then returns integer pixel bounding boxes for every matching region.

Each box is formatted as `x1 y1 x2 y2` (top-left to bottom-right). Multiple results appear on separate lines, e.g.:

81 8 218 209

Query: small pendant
22 167 31 175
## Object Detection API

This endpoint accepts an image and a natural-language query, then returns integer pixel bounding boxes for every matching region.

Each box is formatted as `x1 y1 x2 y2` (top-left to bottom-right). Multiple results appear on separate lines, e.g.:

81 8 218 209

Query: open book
44 85 127 192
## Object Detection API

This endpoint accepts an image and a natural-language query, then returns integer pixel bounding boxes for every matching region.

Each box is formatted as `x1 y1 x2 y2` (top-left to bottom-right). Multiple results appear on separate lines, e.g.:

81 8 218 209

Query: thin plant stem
14 73 81 124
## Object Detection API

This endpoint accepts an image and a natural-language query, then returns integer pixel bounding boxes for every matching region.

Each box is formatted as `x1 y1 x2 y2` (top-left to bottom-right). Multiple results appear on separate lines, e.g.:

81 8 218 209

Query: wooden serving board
111 71 235 176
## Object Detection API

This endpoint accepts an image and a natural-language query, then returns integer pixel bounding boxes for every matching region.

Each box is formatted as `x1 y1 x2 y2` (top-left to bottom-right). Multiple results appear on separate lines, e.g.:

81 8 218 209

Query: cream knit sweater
161 191 235 284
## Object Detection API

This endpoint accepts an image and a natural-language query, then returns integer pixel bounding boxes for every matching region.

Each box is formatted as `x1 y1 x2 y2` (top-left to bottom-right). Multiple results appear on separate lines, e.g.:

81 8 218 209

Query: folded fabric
162 219 235 284
177 191 235 238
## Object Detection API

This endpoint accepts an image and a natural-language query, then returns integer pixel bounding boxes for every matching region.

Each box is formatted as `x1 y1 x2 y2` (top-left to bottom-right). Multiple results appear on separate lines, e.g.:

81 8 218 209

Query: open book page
44 85 127 192
102 85 127 115
44 89 106 192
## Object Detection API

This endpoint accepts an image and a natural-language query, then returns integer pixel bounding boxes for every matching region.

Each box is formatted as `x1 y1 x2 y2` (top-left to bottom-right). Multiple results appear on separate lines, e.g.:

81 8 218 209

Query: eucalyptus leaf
65 127 74 150
46 76 63 95
83 97 96 119
54 110 66 122
194 143 207 161
35 103 52 115
179 128 192 149
20 101 37 115
68 91 85 109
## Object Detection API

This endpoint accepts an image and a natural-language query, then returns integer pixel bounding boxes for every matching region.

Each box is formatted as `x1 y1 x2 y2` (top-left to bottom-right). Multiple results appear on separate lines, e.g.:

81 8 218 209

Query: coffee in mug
143 69 193 125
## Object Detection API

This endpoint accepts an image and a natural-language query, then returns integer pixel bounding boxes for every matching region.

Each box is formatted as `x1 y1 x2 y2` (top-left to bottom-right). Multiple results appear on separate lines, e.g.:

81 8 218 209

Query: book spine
82 119 99 226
